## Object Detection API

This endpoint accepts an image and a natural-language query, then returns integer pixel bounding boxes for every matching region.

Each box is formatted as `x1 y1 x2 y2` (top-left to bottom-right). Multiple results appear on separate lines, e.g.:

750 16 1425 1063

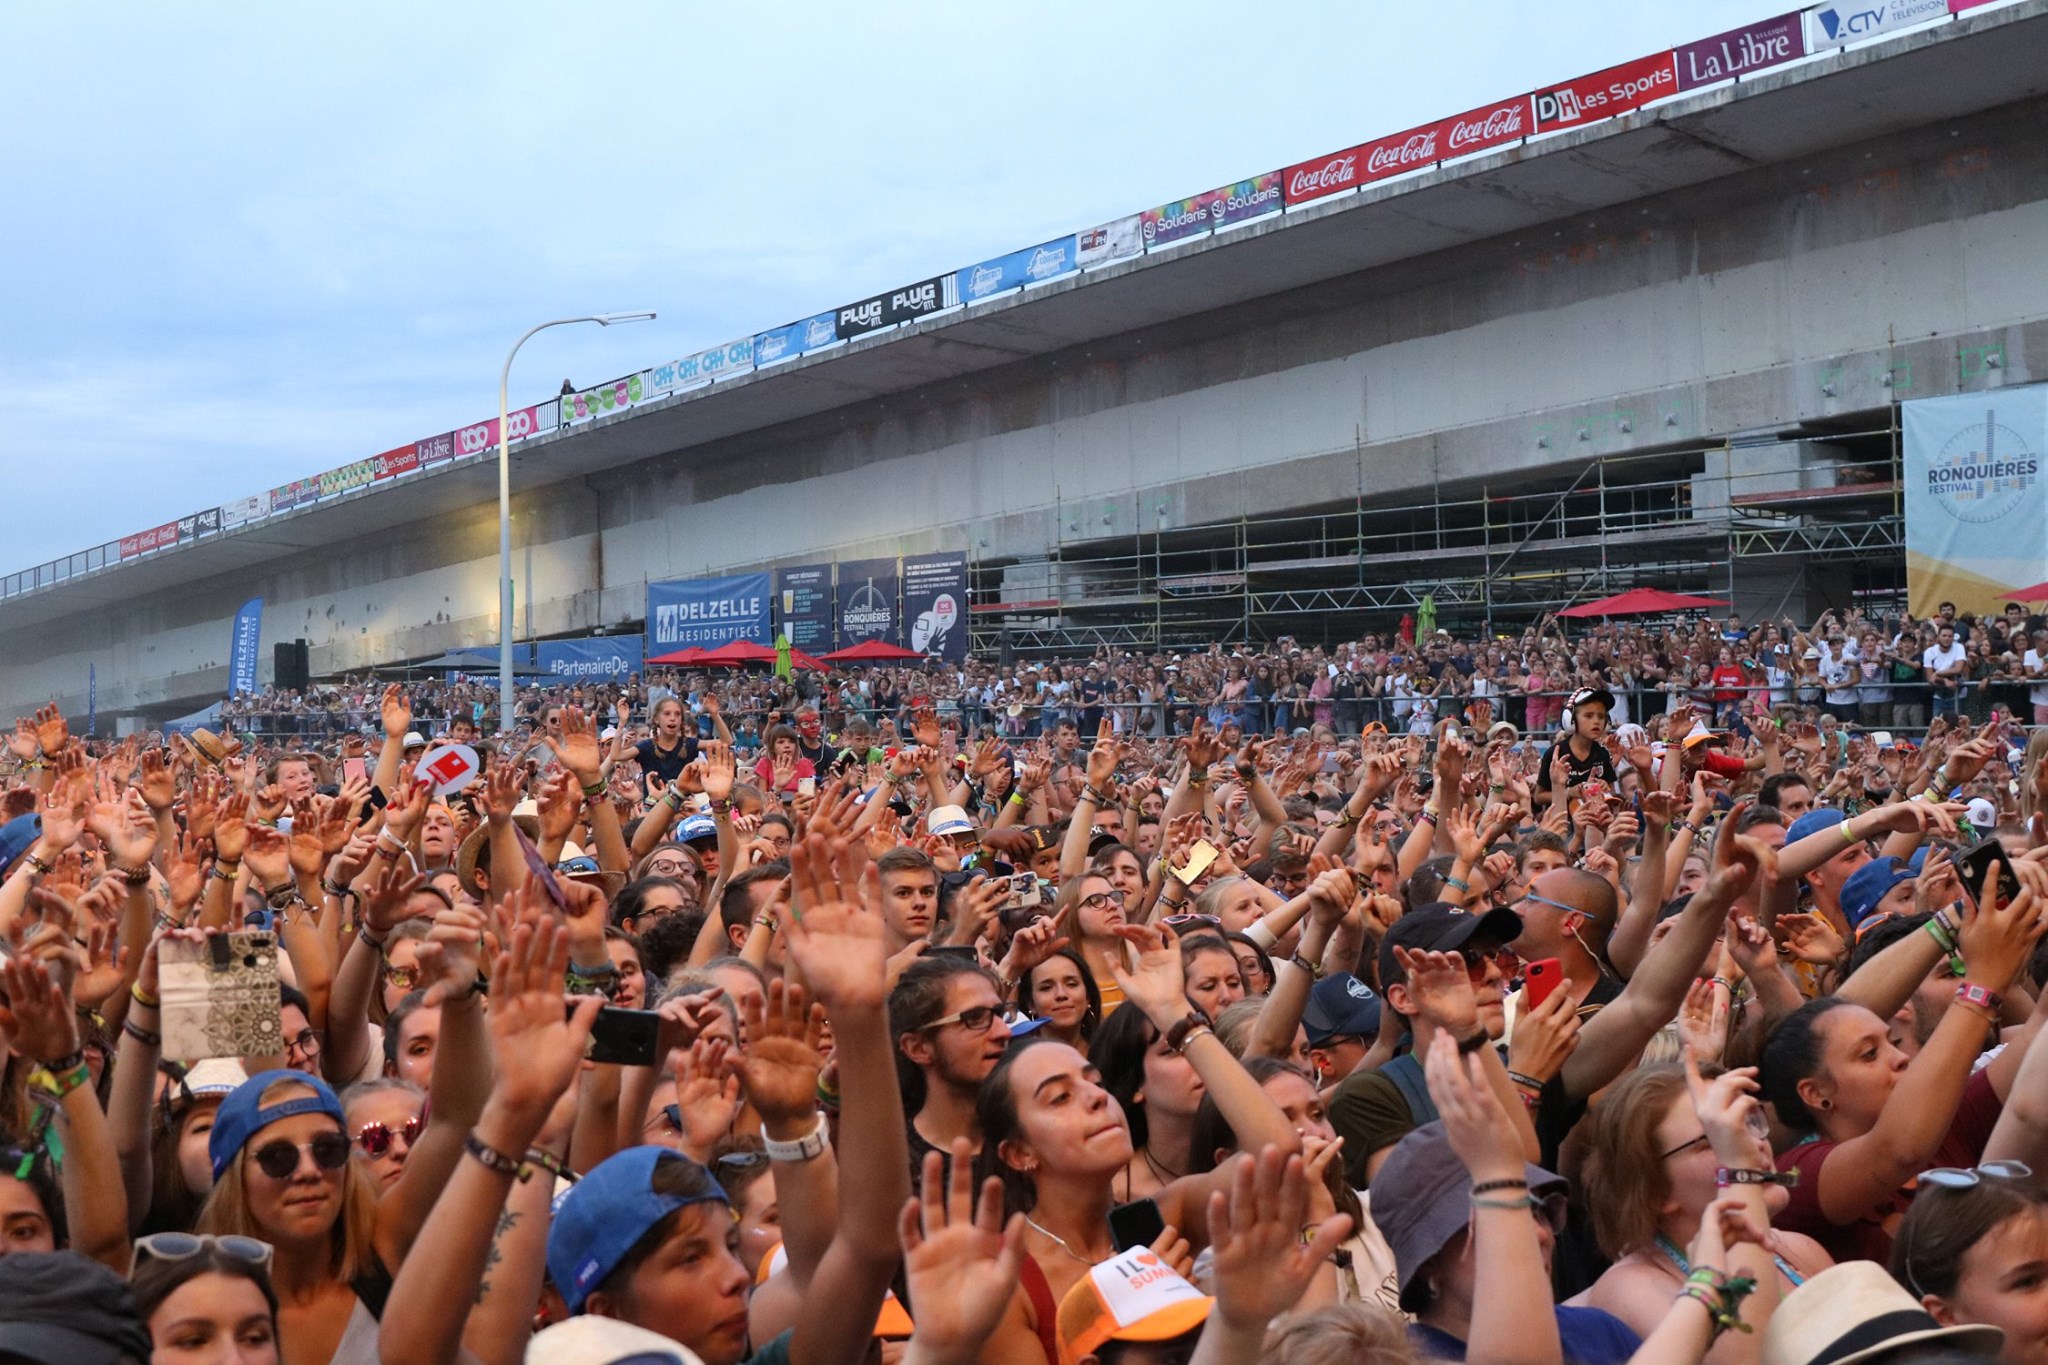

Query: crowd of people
3 598 2048 1364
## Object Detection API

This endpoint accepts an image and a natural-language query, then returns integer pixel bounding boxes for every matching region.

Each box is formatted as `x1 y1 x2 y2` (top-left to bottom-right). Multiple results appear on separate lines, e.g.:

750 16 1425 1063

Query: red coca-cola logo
1364 128 1440 176
1285 154 1358 202
1442 100 1528 155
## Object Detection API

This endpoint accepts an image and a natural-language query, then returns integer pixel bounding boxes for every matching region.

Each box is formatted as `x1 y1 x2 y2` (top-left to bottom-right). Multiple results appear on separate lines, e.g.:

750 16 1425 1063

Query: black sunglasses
251 1131 352 1180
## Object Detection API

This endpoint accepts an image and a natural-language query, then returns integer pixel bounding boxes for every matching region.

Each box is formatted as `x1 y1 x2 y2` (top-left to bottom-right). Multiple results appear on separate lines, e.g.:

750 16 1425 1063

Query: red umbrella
786 648 828 671
818 638 924 662
693 639 780 667
1556 588 1731 618
644 645 707 666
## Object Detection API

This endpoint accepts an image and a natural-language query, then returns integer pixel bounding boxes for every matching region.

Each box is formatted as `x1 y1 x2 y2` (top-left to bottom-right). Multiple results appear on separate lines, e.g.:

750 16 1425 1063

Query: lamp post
498 312 655 735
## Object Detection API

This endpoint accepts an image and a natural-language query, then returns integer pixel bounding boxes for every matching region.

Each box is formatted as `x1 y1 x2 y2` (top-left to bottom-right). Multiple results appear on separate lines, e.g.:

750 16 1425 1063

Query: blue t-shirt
1410 1305 1641 1363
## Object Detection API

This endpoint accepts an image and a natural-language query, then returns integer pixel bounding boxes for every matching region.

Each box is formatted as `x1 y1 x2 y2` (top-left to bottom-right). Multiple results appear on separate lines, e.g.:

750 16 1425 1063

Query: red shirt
1773 1067 2002 1265
1709 665 1747 703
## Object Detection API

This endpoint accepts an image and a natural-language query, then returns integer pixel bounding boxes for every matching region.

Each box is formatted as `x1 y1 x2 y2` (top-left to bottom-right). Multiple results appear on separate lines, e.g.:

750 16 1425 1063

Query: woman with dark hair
1890 1162 2048 1362
969 921 1303 1363
1757 861 2048 1263
1225 931 1275 997
129 1231 280 1364
1016 948 1102 1055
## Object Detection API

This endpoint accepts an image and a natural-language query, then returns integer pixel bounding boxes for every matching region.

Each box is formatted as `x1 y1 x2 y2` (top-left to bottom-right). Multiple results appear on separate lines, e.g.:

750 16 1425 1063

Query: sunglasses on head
1919 1159 2033 1189
134 1231 274 1273
354 1114 424 1157
1161 913 1223 934
251 1131 352 1180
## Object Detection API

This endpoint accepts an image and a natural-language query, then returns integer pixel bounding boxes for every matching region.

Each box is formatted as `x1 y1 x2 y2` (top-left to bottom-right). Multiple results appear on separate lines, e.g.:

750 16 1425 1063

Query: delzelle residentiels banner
1902 384 2048 616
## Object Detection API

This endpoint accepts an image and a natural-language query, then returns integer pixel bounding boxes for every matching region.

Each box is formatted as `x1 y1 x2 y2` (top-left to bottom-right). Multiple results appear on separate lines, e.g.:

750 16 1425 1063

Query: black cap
1378 902 1524 988
0 1252 152 1365
1302 973 1382 1047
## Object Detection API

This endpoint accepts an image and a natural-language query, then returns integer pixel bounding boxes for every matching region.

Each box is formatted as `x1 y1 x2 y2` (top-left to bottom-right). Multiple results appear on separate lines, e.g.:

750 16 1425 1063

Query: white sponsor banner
1077 214 1142 270
221 492 272 528
1803 0 1948 46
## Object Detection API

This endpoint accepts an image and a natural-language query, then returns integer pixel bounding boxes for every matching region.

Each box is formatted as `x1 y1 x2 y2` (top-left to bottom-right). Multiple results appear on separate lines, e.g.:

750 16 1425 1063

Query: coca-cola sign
1358 123 1442 184
1282 149 1363 206
1531 50 1679 134
1439 97 1530 159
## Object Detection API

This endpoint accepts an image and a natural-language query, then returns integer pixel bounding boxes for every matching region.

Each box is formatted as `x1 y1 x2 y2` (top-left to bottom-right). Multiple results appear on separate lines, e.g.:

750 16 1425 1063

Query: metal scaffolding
969 409 1905 657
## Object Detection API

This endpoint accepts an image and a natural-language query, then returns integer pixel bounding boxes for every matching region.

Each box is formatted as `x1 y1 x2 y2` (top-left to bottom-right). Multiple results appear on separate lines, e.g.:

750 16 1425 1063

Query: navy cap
209 1068 345 1180
1378 903 1523 988
548 1147 731 1314
1840 857 1914 929
0 813 42 874
1785 807 1848 845
675 814 718 843
1303 974 1381 1048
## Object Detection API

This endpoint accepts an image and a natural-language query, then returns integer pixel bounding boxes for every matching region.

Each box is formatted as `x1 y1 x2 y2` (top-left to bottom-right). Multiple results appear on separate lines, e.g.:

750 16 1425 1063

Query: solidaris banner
647 572 772 652
228 597 264 697
958 236 1079 304
1903 386 2048 616
776 563 835 653
1675 12 1805 89
902 551 968 660
645 337 755 397
1531 50 1678 134
836 275 961 340
1077 215 1142 269
836 557 901 650
754 313 839 367
1212 173 1282 230
1142 191 1220 250
119 521 179 559
270 479 318 513
537 635 645 680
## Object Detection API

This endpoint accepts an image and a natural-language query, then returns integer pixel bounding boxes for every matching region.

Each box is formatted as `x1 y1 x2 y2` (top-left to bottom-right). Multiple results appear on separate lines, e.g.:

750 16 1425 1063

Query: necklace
1141 1146 1185 1183
1023 1215 1097 1266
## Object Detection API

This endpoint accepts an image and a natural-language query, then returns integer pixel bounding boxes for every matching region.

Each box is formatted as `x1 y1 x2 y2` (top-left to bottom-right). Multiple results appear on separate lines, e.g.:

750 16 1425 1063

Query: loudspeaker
274 640 310 692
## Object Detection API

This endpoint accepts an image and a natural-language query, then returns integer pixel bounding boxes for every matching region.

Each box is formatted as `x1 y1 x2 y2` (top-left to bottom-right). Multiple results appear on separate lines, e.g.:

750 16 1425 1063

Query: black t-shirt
1535 737 1620 795
633 735 699 788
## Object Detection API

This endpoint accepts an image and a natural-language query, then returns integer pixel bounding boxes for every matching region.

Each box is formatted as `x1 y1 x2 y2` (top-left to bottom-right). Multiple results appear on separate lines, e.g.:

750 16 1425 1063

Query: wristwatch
761 1117 830 1163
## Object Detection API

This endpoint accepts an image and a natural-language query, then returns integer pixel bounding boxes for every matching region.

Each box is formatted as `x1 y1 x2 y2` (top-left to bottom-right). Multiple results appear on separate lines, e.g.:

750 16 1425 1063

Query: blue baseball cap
208 1069 345 1180
676 814 718 843
1784 807 1847 845
1840 857 1915 929
1302 973 1381 1048
0 813 41 874
547 1146 731 1314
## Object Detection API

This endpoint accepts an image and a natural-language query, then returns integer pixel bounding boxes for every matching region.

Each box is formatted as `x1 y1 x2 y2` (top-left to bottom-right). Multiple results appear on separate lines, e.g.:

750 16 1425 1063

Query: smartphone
926 945 980 964
1320 751 1340 774
1524 957 1565 1010
342 757 369 787
160 932 283 1062
1173 839 1219 885
581 1005 661 1067
1005 872 1042 911
797 776 816 798
1108 1198 1167 1254
1958 836 2022 906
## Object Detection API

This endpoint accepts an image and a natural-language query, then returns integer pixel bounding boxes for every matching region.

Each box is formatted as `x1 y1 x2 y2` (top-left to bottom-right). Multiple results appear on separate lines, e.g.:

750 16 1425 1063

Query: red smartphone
1524 957 1564 1009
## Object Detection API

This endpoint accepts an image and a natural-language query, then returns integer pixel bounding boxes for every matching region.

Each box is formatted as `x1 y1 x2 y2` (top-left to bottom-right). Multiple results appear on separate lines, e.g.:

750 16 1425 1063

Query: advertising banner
556 372 641 428
776 563 835 653
176 509 222 543
644 337 756 397
957 236 1079 304
1804 0 1947 46
415 430 457 467
647 572 773 653
373 444 420 480
1077 214 1143 269
228 597 264 697
1903 386 2048 616
1141 191 1221 250
836 557 901 650
901 551 968 660
1283 147 1366 206
119 521 180 558
1675 12 1806 89
1531 50 1679 134
270 479 318 513
536 635 645 681
221 491 272 528
836 274 961 340
754 313 839 367
319 459 376 498
1438 95 1531 160
1211 173 1283 229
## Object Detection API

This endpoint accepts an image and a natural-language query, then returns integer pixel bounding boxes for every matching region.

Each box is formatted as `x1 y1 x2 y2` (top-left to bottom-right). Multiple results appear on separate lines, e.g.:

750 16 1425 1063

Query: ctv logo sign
1804 0 1947 46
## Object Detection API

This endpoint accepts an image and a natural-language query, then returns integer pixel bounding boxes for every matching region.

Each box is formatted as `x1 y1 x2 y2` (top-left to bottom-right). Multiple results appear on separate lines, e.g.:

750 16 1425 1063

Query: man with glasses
887 956 1011 1186
1509 868 1625 1023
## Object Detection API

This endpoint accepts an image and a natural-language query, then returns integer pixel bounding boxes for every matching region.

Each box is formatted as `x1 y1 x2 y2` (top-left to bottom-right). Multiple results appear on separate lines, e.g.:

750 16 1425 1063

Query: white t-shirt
2026 650 2048 708
1924 641 1968 688
1822 655 1858 705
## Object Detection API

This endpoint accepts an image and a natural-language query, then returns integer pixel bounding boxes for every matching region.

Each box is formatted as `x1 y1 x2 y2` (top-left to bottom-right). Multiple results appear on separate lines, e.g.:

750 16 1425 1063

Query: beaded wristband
464 1132 523 1178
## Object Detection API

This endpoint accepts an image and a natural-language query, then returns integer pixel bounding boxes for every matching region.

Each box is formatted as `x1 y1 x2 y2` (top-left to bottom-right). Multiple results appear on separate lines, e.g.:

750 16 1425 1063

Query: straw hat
1759 1261 2002 1365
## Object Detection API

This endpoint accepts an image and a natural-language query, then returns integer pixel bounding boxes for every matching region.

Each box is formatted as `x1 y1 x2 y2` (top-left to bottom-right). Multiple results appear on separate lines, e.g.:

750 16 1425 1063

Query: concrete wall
10 93 2048 719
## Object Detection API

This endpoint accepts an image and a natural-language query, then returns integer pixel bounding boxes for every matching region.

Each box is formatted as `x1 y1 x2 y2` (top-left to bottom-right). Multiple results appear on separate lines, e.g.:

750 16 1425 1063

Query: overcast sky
1 0 1779 569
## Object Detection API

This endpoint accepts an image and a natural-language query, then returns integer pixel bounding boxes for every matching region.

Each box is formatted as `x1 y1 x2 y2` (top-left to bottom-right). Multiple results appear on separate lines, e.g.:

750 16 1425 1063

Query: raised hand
138 748 177 813
1506 975 1580 1085
36 789 88 855
380 684 412 741
1393 945 1481 1040
32 703 69 759
1777 911 1844 967
1682 1049 1768 1164
1423 1029 1523 1182
783 834 888 1012
1677 978 1732 1065
1959 856 2047 994
667 1038 743 1156
898 1141 1027 1361
548 706 604 788
1109 922 1190 1031
484 919 602 1124
414 903 488 1006
382 779 432 843
536 768 580 844
361 865 428 938
7 718 37 762
1204 1145 1354 1331
701 740 735 804
0 954 80 1064
732 979 826 1130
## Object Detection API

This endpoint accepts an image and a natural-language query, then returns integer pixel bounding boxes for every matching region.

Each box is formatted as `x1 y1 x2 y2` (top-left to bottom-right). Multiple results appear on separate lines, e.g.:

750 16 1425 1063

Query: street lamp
498 312 655 735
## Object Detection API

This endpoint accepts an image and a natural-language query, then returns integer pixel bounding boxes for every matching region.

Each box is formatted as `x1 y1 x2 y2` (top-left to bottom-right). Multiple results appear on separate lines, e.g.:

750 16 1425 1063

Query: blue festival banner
902 551 969 660
956 235 1080 305
776 564 836 653
752 313 840 368
228 597 264 697
835 558 901 651
648 573 773 654
536 635 645 681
